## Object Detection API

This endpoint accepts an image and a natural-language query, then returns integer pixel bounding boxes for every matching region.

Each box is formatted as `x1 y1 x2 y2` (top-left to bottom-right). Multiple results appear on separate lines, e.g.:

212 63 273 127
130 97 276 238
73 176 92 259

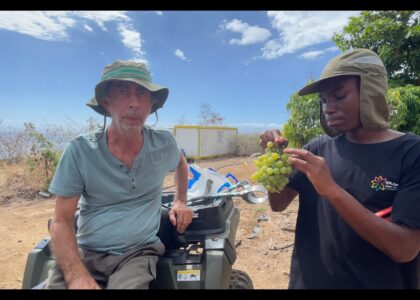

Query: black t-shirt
287 133 420 289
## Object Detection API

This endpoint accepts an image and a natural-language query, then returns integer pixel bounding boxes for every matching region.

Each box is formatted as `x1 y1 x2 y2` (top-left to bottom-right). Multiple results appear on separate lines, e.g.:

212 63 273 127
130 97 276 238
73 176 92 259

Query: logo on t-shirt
370 176 398 191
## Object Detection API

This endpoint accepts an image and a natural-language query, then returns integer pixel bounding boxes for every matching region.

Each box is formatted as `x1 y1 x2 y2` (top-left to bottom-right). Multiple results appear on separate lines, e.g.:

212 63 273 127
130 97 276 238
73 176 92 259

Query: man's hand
171 153 192 233
67 273 102 289
169 200 193 233
284 148 339 199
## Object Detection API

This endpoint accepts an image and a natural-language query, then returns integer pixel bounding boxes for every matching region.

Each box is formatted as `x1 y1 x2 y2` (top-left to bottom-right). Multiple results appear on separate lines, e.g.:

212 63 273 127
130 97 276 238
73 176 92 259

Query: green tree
387 85 420 135
333 11 420 87
282 89 324 148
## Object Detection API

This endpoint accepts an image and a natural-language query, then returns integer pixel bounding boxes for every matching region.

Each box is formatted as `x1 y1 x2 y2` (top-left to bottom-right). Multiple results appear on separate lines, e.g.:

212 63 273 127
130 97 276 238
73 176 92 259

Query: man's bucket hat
87 60 169 116
298 48 389 137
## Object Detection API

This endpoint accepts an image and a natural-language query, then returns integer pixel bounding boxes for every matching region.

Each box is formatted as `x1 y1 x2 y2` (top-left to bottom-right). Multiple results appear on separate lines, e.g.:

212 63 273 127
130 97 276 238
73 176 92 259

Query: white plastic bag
187 164 238 199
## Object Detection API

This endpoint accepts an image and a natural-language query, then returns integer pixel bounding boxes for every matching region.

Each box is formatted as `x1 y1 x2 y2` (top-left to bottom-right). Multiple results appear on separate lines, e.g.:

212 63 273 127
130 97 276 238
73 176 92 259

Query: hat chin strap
93 115 107 142
148 111 158 127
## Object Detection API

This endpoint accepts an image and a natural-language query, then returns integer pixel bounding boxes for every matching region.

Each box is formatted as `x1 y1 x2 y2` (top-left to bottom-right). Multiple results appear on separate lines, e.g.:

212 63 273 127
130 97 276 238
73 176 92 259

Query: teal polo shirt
49 126 181 254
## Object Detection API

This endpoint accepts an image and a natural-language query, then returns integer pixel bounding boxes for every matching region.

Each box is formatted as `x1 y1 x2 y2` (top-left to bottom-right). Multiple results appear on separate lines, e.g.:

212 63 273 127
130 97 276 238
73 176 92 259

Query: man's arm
169 154 192 233
285 147 420 263
50 196 100 289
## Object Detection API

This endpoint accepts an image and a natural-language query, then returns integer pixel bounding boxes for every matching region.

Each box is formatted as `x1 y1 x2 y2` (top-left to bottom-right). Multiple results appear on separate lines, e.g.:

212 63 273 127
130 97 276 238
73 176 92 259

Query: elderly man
45 60 192 289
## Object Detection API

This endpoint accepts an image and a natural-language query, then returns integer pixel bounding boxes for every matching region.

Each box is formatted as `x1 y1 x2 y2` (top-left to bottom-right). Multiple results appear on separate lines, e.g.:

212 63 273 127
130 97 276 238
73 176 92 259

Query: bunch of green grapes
251 141 293 193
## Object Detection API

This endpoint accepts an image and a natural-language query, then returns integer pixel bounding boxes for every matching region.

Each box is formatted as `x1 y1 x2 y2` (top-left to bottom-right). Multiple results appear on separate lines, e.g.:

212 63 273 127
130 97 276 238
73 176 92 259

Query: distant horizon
0 116 273 135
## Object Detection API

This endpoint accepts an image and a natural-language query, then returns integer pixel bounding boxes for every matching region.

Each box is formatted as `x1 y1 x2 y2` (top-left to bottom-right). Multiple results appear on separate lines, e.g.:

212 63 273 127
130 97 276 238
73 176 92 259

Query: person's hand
169 200 193 233
259 129 288 149
67 273 101 289
284 148 339 198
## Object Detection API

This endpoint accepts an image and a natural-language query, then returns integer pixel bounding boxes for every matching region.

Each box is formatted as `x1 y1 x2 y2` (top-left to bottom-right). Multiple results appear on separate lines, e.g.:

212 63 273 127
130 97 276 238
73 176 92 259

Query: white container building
173 125 238 160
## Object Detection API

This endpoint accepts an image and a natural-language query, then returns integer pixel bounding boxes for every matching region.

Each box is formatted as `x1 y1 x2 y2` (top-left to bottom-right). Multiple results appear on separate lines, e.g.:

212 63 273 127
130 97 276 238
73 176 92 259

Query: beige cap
298 48 389 137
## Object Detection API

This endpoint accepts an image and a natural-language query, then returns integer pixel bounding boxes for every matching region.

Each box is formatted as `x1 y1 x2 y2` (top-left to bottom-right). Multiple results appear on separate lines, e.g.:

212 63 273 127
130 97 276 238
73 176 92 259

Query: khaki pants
45 241 165 289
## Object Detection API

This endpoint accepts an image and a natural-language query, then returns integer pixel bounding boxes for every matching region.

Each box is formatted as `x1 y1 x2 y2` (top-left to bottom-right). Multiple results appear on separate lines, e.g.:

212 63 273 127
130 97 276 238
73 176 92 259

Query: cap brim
298 74 360 96
298 79 324 96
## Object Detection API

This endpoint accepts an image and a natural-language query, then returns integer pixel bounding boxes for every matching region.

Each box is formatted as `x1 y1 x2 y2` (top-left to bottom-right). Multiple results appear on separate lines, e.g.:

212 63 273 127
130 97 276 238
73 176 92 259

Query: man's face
102 81 153 132
319 76 361 133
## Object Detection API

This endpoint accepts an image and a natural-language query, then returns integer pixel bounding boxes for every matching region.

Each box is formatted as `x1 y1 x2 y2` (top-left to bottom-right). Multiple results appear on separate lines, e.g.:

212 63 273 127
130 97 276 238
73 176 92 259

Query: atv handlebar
186 181 268 205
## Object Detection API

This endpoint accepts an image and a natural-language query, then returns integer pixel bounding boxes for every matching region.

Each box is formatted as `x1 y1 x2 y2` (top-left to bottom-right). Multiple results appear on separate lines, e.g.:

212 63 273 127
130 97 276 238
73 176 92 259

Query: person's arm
285 147 420 263
169 155 193 233
260 129 299 211
267 188 298 212
50 196 100 289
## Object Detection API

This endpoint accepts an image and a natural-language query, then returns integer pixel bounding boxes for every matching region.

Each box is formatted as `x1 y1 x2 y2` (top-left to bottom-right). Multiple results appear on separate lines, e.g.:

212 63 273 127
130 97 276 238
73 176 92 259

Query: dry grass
0 161 43 206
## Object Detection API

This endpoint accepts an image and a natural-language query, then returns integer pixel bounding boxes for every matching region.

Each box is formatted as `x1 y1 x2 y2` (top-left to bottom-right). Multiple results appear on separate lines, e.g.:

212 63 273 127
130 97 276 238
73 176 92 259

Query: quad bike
21 182 267 289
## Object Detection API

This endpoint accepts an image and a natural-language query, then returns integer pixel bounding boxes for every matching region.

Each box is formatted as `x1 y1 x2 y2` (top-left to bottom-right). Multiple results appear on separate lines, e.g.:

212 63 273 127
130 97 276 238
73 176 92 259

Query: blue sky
0 11 360 133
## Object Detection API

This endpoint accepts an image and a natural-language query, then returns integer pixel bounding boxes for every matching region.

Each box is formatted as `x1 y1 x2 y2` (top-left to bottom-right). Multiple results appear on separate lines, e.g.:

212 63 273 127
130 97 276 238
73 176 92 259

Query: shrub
231 133 262 156
24 123 60 191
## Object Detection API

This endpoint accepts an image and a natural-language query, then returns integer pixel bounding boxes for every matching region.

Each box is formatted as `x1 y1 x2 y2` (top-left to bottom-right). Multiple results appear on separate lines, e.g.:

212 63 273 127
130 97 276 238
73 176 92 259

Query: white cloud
326 46 339 52
222 19 272 45
118 23 145 58
175 49 187 61
299 45 340 60
70 11 129 31
0 11 130 41
261 11 359 59
155 11 163 16
0 11 74 41
0 11 146 61
84 24 93 32
299 50 324 60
